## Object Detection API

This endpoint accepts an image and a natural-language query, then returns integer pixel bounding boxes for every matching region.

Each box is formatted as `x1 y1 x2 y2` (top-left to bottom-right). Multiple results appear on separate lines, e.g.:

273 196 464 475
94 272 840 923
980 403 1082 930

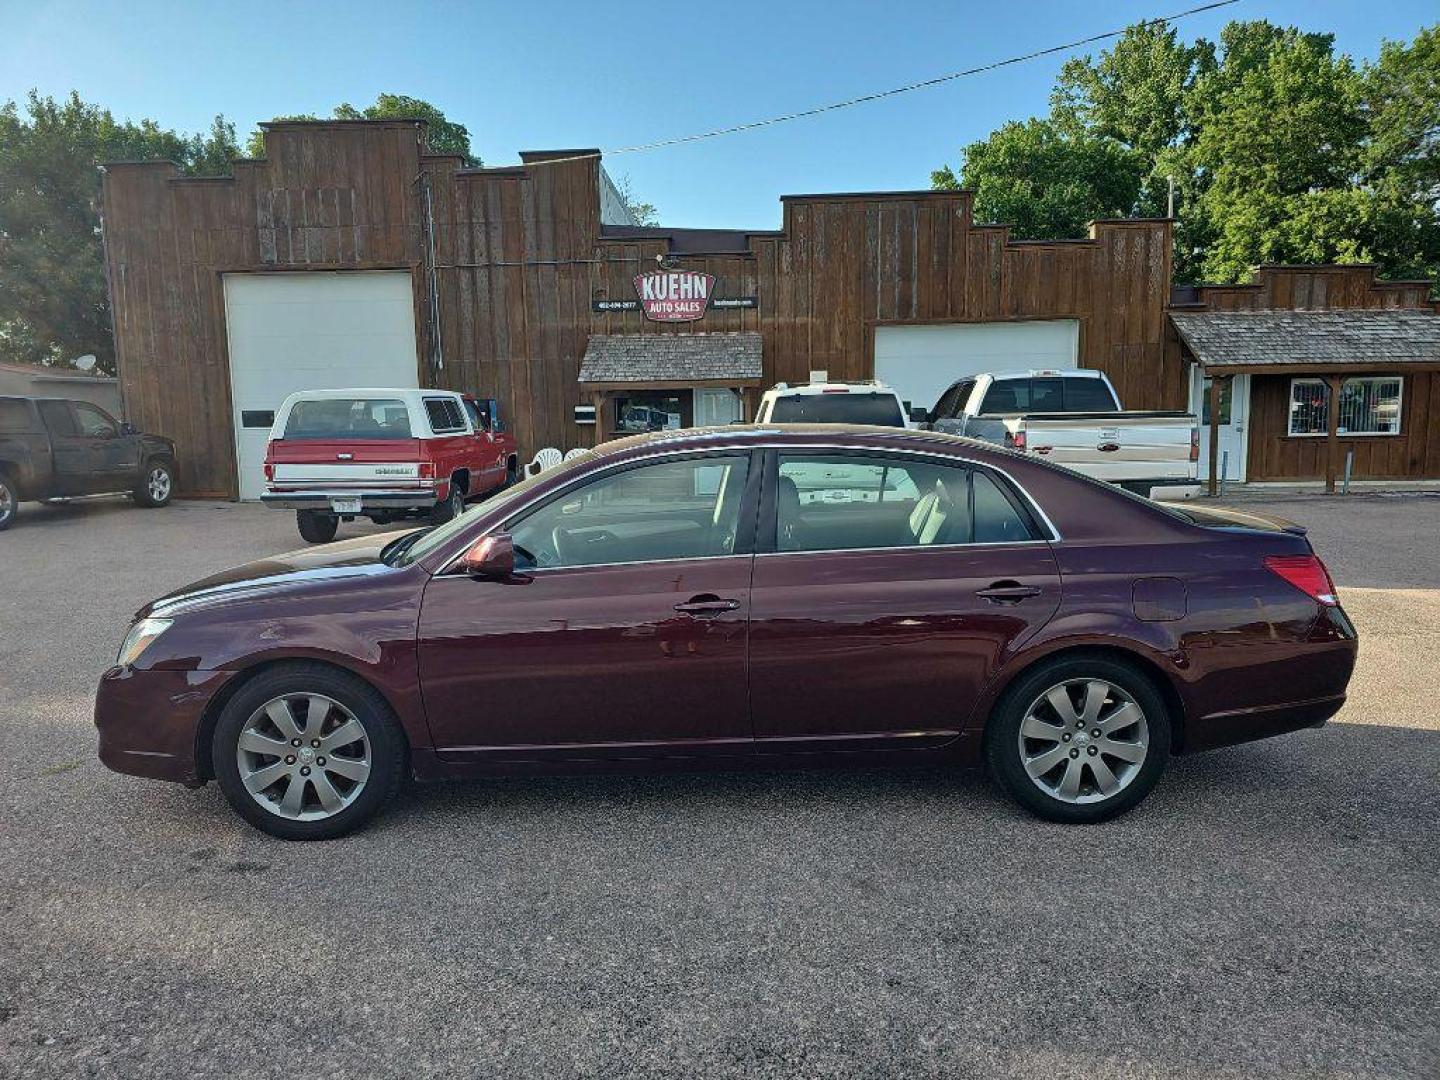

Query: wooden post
1324 374 1342 494
1207 373 1221 497
589 390 608 448
740 386 758 423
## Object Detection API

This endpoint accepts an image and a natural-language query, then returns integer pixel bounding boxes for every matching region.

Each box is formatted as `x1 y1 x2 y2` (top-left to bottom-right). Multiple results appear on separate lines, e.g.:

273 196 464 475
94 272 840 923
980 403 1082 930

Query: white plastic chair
562 448 588 461
525 447 563 477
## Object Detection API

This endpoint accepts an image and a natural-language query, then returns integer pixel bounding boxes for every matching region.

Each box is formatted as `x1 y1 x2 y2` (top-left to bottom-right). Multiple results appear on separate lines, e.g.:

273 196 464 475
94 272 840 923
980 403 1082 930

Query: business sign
634 270 715 322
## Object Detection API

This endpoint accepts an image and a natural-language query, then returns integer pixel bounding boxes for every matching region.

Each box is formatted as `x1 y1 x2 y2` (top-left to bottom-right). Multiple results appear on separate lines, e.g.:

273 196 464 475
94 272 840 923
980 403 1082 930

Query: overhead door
223 271 419 499
874 321 1080 418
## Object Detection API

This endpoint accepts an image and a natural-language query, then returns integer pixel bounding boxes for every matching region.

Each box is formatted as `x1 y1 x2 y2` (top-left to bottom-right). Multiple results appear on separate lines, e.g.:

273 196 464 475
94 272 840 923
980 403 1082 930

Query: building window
1288 377 1403 437
613 391 690 434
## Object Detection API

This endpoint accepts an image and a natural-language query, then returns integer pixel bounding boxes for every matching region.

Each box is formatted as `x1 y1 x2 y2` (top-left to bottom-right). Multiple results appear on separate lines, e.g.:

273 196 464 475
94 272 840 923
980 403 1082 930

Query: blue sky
1 0 1434 229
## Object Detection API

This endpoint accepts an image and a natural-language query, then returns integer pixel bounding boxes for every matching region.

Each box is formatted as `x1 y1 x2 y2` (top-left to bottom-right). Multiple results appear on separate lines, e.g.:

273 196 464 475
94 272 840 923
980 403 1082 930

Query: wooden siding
1168 264 1440 481
104 122 1177 497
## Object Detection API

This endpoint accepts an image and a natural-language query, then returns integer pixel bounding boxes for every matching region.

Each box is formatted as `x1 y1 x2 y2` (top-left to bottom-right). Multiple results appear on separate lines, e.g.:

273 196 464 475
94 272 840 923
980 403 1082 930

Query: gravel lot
2 494 1437 1079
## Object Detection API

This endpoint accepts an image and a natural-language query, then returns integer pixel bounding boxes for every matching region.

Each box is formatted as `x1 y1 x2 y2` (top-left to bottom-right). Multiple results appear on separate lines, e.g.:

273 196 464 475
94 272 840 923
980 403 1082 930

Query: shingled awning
578 332 763 387
1170 309 1440 374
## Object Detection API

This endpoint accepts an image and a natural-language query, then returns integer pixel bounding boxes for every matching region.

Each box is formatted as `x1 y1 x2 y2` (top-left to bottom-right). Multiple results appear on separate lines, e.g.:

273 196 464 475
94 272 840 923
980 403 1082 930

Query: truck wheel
430 483 464 525
133 459 173 508
0 471 17 531
504 459 519 488
296 510 339 544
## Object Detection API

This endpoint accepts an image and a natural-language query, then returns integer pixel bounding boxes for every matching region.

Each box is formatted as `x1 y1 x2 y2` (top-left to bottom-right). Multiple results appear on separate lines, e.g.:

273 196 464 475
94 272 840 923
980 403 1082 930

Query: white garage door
874 321 1080 417
223 272 419 499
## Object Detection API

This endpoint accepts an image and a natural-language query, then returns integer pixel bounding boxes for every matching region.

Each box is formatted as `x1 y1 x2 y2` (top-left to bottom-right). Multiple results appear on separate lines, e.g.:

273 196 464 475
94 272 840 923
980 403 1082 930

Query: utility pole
1167 175 1176 219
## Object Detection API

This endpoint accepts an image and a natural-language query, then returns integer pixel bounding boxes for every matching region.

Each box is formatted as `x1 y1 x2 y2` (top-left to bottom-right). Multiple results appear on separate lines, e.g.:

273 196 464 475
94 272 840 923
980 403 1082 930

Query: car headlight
116 618 173 667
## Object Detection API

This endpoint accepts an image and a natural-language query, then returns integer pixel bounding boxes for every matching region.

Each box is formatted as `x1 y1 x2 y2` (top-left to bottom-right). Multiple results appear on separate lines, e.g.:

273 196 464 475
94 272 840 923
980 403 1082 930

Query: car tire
503 459 519 489
296 510 339 544
132 459 174 508
0 470 17 531
211 663 407 840
986 654 1171 824
431 482 464 525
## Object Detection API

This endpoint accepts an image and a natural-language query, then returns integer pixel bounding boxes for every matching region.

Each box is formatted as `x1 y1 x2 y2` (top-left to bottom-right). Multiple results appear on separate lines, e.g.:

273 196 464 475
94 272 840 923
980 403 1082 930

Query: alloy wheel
1017 678 1149 805
0 483 13 525
236 693 372 820
148 467 171 503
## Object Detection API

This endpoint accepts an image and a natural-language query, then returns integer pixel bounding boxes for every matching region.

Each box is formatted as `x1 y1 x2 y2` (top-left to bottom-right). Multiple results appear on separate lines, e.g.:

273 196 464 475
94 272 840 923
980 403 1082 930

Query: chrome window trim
436 439 1061 575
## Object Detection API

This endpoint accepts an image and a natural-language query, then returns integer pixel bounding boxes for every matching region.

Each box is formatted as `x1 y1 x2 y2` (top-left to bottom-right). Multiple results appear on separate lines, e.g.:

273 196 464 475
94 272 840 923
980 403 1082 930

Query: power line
600 0 1242 157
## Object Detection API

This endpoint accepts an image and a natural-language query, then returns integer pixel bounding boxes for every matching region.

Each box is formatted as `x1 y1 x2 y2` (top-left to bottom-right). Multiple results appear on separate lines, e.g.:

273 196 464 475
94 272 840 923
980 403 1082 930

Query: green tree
933 118 1142 240
246 94 479 165
614 174 659 226
0 91 237 374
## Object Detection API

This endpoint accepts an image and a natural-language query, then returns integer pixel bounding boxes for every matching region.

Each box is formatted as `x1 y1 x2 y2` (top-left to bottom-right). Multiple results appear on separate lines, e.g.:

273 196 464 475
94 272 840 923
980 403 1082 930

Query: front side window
769 393 905 426
74 403 118 437
773 453 1037 553
508 454 751 569
283 398 412 440
1288 377 1403 436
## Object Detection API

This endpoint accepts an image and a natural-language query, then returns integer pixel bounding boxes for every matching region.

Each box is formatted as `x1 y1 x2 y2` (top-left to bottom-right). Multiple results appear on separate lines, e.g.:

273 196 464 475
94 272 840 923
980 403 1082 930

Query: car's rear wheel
431 482 464 525
212 664 406 840
987 655 1171 824
0 471 17 531
132 459 173 508
296 510 339 544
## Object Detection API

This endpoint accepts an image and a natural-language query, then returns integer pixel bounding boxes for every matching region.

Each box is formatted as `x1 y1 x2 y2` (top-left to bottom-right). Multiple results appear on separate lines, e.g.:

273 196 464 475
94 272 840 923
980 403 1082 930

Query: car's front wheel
0 470 17 531
296 510 339 544
212 664 407 840
132 459 173 508
986 655 1171 824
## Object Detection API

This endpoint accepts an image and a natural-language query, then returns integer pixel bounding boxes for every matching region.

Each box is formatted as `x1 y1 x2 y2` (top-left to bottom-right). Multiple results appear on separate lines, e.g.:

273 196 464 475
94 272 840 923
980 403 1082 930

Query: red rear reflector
418 461 436 479
1264 554 1338 606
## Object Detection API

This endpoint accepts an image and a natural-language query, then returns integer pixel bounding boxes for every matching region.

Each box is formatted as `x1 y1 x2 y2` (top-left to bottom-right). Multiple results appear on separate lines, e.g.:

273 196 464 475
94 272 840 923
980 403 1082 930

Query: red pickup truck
262 389 519 543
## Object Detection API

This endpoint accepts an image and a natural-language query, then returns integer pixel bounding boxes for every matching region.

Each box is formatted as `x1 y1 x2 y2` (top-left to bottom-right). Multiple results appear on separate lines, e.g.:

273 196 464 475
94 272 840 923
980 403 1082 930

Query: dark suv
0 396 177 530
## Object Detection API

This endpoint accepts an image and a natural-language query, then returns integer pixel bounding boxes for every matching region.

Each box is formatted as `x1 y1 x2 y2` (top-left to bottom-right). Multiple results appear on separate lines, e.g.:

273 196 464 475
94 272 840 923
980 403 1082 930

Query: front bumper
95 666 238 783
261 487 438 512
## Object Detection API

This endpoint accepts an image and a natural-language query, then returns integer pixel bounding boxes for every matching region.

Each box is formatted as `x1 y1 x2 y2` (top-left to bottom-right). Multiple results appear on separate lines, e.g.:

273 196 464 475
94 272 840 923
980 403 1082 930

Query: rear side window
424 398 467 434
1062 378 1118 411
0 399 34 431
972 471 1037 543
282 398 412 440
37 400 77 436
769 393 906 426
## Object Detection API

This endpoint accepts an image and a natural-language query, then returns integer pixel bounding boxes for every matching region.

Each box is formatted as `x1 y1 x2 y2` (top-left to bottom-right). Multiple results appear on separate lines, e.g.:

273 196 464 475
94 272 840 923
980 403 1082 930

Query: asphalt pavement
1 493 1437 1079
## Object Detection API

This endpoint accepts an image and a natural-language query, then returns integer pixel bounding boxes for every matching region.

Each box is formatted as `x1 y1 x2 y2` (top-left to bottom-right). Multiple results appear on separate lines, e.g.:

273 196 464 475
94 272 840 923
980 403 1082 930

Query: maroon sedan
96 426 1357 839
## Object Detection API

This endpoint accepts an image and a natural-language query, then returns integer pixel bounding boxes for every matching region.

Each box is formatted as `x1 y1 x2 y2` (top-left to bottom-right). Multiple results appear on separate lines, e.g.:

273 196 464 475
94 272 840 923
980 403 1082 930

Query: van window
283 398 412 440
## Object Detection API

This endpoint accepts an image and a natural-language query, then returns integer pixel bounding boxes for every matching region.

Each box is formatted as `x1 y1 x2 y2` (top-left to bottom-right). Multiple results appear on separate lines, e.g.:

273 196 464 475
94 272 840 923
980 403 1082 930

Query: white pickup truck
919 370 1199 500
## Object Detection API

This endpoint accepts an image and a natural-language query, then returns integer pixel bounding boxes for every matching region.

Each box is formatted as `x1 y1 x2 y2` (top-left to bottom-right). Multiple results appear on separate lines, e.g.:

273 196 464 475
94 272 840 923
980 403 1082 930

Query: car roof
587 423 1015 463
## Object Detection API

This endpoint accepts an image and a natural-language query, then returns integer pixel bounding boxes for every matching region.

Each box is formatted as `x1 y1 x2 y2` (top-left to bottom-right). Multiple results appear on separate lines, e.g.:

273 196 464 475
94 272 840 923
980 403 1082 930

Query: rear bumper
95 666 238 784
261 487 438 512
1184 693 1347 753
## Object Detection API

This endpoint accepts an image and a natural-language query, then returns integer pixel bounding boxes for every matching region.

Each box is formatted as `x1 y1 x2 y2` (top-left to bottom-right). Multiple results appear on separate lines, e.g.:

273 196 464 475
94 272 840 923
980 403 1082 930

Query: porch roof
1170 309 1440 374
578 332 763 387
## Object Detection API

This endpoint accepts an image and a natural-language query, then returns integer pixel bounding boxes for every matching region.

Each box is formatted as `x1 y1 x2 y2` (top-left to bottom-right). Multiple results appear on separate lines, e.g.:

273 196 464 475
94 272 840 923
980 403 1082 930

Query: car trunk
1166 503 1308 536
269 438 429 488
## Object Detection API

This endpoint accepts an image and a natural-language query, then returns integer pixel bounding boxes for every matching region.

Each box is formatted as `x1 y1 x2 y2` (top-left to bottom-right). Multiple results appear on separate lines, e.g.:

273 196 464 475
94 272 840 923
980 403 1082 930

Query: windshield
389 449 598 567
283 398 412 440
769 393 905 426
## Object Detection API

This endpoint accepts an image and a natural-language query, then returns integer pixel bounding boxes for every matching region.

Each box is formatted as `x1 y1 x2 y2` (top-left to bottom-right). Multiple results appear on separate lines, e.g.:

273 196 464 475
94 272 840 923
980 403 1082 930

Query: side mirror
458 533 514 577
120 421 138 436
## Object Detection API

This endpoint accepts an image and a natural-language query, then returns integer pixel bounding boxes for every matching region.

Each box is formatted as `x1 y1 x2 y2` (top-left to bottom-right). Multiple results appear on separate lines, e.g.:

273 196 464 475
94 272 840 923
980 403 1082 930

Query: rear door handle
976 581 1043 604
674 595 741 616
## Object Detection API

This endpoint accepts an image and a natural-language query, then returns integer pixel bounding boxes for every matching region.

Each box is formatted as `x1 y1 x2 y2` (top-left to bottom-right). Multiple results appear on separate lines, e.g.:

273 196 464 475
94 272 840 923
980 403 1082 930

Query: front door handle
976 581 1042 604
674 595 741 616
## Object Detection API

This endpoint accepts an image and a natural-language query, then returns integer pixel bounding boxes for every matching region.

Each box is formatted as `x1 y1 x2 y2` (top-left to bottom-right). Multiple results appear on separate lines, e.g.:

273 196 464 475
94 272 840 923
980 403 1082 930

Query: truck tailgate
1023 415 1194 479
269 439 429 487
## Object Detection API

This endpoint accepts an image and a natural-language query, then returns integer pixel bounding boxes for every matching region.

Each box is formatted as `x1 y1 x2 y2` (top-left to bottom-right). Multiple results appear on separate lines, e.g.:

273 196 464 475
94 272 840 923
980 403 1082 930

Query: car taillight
263 462 274 481
1264 554 1338 606
1010 429 1027 451
821 388 848 394
1190 427 1200 463
418 461 435 480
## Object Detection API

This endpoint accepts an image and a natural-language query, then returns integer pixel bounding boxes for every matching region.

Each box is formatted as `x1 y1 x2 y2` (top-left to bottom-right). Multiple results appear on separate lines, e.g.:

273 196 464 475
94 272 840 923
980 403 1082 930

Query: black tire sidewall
211 664 406 840
431 484 463 525
0 471 16 530
986 655 1172 824
133 459 173 508
296 510 338 543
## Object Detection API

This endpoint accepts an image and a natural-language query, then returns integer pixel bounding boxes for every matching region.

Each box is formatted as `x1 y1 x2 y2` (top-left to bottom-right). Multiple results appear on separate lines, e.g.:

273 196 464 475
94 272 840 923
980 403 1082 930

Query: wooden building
99 120 1438 498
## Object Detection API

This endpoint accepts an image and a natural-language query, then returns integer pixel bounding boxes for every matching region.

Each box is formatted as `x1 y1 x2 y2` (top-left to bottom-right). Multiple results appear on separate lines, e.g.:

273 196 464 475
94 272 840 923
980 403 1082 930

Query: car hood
142 531 418 618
